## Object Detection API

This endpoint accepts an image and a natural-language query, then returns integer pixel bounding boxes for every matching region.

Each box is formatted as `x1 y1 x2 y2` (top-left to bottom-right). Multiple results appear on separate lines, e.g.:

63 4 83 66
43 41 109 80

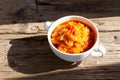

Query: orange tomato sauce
51 20 95 54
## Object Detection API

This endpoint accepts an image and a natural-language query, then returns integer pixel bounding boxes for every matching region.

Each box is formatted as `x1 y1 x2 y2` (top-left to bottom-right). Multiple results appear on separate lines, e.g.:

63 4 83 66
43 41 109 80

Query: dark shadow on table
0 0 120 24
7 35 81 74
6 63 120 80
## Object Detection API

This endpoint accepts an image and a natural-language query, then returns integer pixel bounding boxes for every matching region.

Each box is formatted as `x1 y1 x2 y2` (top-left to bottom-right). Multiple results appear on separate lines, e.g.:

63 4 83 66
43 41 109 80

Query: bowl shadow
7 35 81 74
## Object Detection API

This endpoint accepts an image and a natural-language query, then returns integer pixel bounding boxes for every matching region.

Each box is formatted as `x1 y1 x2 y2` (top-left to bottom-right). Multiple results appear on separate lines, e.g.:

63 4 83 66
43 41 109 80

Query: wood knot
114 36 117 39
97 22 104 26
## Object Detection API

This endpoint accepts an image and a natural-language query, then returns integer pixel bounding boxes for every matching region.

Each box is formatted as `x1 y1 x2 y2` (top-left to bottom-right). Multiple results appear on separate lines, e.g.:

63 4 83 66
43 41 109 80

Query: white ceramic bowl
44 15 106 62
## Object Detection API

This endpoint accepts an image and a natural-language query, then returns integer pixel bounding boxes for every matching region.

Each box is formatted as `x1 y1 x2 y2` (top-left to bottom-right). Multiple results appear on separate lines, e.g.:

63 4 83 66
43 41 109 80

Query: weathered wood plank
0 23 45 34
0 18 120 34
0 0 25 13
0 31 119 78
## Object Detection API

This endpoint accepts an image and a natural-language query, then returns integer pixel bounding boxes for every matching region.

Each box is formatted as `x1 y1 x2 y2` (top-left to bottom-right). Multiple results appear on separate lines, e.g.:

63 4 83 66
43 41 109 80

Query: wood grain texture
0 0 120 79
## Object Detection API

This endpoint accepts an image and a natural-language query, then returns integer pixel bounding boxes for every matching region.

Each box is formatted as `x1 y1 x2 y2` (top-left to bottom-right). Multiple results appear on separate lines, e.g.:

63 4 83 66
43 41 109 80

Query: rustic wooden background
0 0 120 79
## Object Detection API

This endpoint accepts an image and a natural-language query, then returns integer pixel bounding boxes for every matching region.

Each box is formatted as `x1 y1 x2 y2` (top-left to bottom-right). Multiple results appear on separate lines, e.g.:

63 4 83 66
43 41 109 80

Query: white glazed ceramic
44 15 106 62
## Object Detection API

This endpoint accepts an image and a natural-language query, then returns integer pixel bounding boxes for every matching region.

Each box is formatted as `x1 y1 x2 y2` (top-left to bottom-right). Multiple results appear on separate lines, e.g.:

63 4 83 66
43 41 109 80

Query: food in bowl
51 20 95 54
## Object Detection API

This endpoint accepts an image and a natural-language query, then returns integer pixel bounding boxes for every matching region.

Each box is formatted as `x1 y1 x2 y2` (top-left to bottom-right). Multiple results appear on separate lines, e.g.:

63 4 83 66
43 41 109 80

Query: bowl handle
44 21 52 31
91 45 106 57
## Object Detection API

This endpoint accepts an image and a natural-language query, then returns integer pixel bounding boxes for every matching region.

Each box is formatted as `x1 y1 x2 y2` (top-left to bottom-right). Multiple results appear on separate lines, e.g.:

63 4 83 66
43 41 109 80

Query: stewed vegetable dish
51 20 95 54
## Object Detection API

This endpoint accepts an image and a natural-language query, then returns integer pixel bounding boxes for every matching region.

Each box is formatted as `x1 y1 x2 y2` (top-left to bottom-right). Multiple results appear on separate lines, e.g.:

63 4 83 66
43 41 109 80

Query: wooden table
0 0 120 79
